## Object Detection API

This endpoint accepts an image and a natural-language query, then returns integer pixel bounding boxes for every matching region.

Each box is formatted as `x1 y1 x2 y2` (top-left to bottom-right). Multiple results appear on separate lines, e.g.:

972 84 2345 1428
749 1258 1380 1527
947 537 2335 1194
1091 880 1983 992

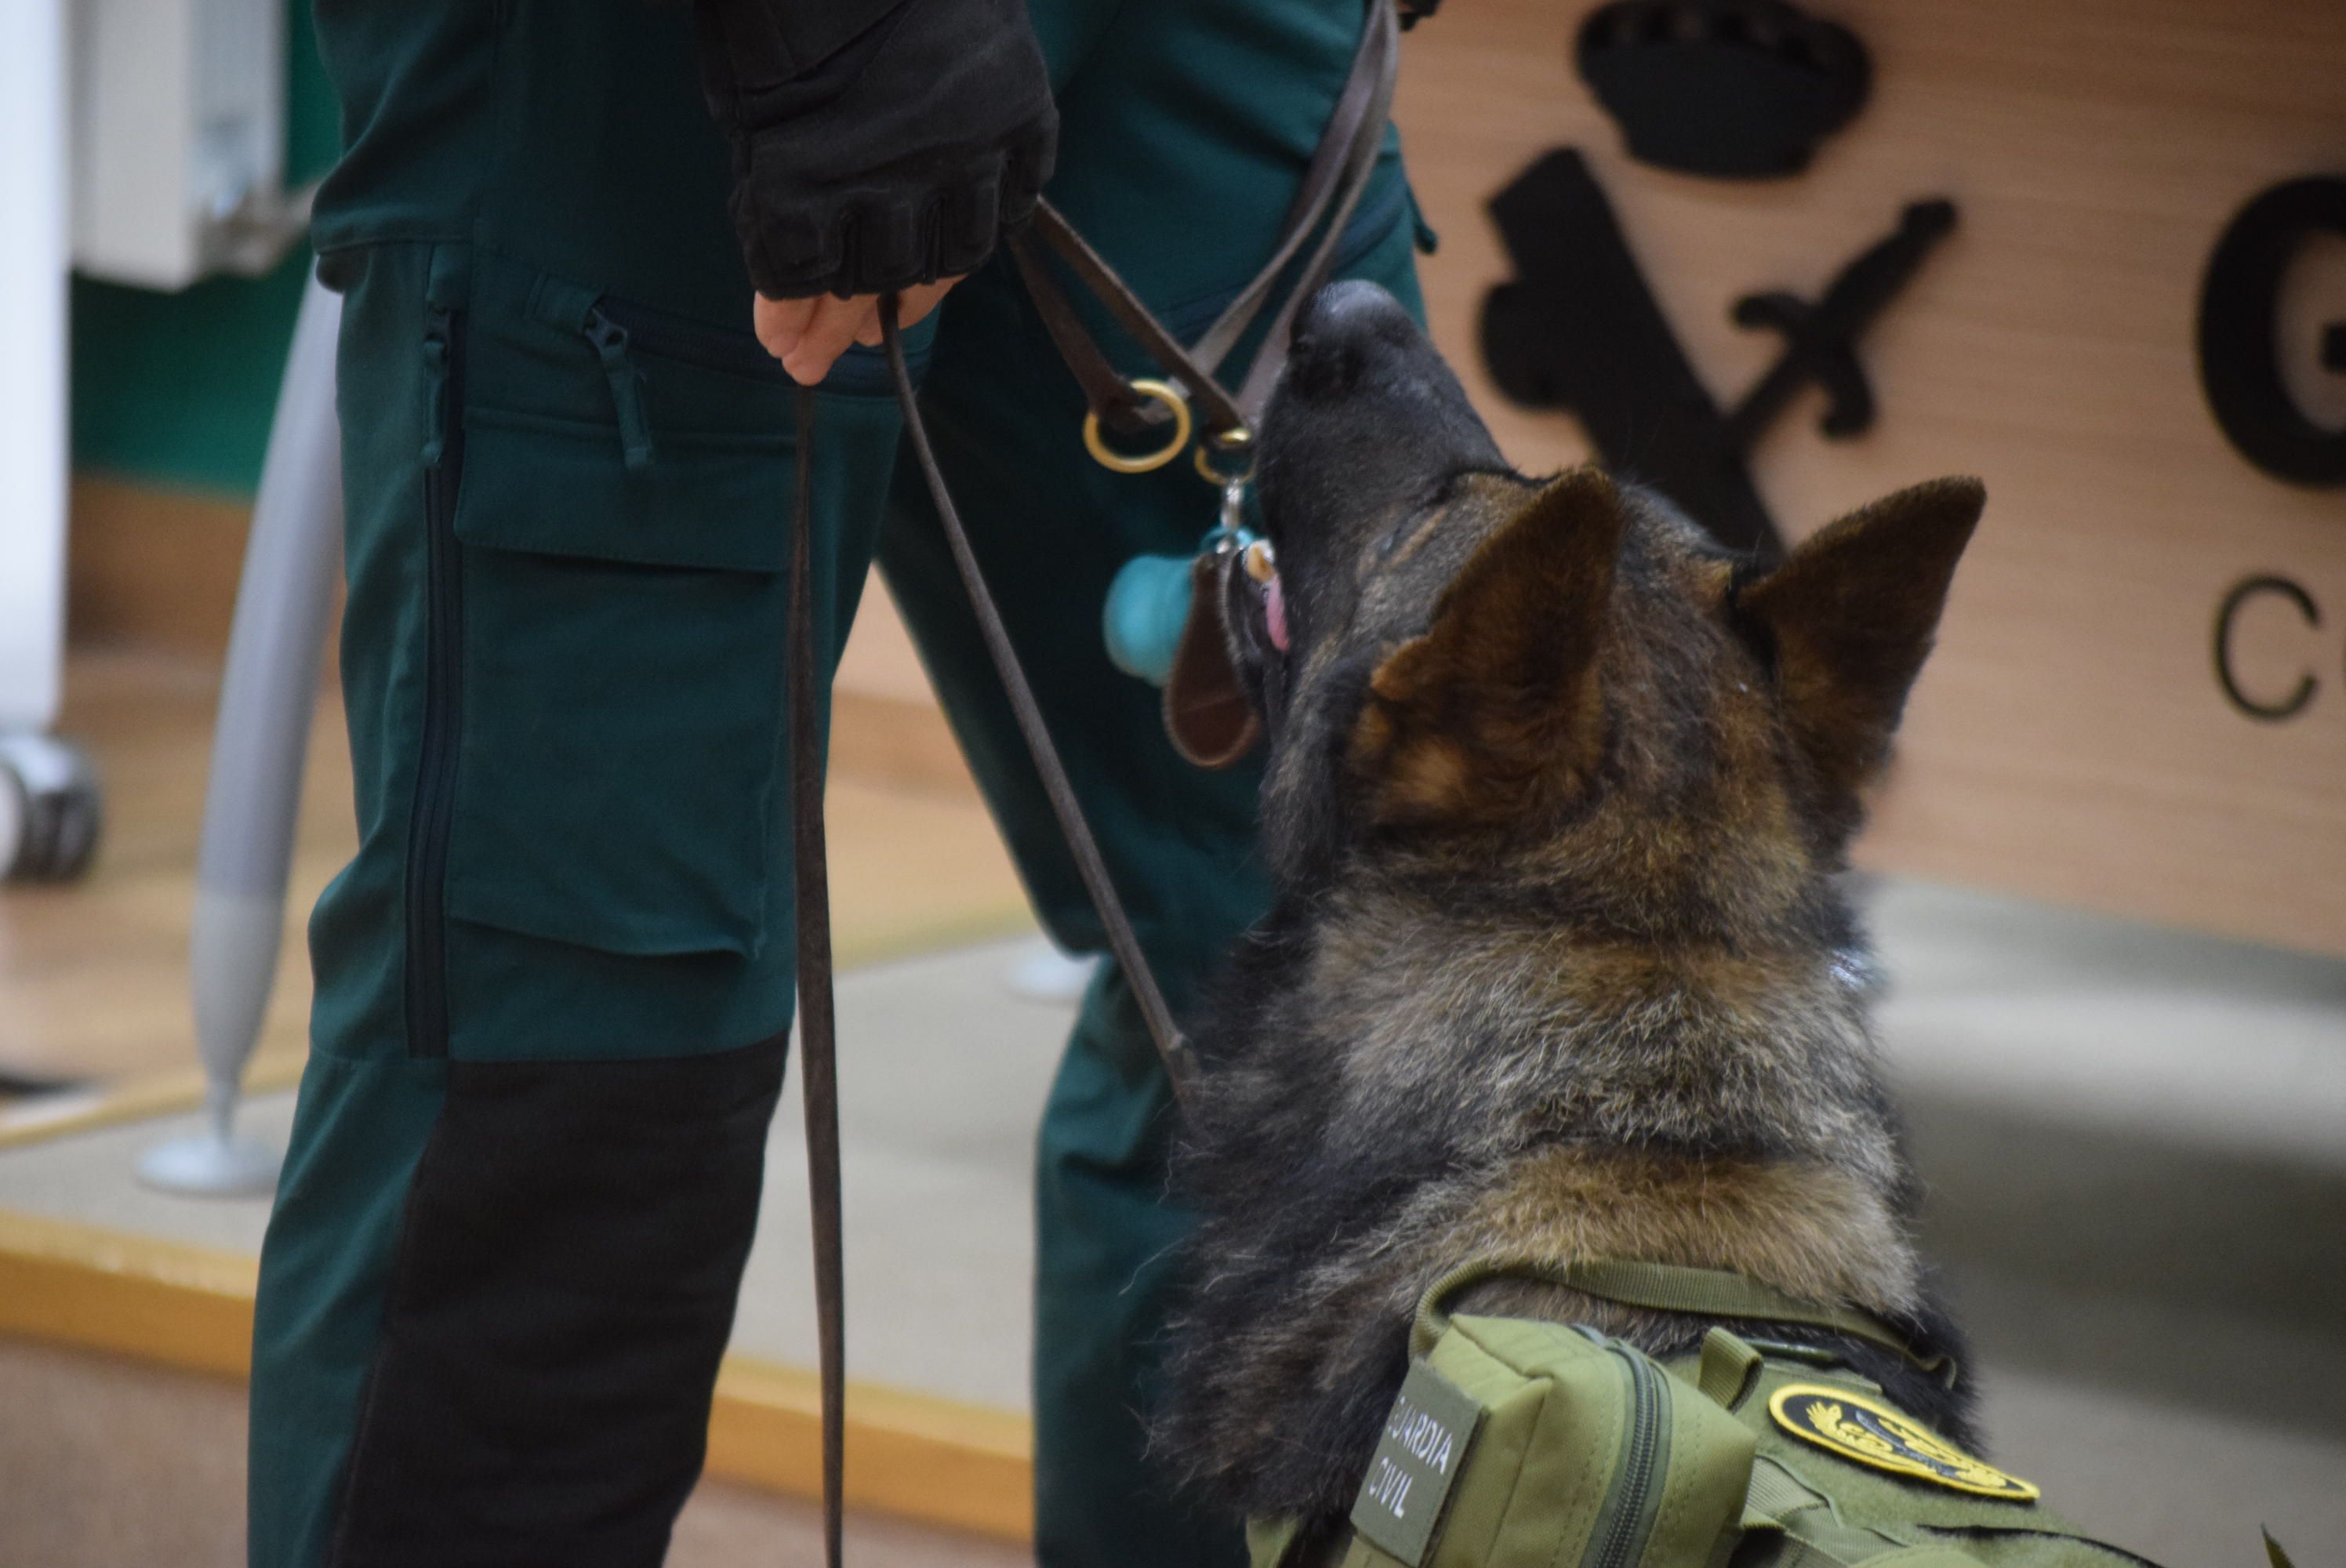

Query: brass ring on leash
1083 379 1193 474
1193 424 1256 488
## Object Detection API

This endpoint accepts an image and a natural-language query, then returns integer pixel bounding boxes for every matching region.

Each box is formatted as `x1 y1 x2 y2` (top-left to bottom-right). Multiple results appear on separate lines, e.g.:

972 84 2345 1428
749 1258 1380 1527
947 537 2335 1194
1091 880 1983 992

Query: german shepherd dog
1154 281 1989 1535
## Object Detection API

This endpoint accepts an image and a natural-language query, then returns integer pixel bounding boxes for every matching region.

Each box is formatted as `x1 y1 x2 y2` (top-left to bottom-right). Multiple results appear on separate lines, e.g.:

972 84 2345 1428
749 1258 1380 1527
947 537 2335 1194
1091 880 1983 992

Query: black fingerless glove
693 0 1059 299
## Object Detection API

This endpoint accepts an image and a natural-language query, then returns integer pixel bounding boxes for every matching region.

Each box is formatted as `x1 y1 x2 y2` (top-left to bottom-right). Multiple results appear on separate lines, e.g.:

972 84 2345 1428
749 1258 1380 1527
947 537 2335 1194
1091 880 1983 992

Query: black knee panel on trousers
328 1039 788 1567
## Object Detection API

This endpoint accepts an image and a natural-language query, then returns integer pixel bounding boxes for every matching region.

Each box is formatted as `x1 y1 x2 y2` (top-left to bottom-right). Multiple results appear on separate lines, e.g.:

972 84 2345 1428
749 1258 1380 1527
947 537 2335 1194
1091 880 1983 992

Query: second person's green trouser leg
879 5 1428 1560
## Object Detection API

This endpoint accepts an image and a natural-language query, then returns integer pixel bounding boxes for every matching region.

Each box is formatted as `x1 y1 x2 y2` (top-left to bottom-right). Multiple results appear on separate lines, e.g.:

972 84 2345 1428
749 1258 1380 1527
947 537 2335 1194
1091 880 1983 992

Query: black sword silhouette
1727 198 1957 448
1481 149 1956 559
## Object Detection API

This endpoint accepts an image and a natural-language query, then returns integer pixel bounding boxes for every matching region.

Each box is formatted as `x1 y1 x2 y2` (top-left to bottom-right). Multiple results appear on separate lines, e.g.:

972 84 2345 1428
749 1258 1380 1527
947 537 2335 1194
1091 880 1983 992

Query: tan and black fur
1155 281 1986 1526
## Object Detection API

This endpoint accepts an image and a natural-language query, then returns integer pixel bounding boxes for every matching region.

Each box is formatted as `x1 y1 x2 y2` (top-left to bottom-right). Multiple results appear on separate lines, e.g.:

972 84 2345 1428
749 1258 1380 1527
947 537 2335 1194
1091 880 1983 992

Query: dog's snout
1291 280 1414 359
1284 281 1422 401
1258 274 1505 566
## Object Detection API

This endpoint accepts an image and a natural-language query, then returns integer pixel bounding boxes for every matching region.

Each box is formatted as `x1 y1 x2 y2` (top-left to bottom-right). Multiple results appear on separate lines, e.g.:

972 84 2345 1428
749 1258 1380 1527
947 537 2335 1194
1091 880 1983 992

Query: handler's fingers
780 294 877 386
754 295 820 363
853 278 963 347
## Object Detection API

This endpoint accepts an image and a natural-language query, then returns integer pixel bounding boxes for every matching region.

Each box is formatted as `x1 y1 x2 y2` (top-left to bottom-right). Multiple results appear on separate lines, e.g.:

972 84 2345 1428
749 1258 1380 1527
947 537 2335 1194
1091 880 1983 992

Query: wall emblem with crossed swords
1480 147 1957 560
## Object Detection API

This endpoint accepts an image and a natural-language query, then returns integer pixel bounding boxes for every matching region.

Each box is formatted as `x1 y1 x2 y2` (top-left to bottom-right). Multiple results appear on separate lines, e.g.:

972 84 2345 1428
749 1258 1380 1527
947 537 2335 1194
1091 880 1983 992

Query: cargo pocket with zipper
416 271 808 1047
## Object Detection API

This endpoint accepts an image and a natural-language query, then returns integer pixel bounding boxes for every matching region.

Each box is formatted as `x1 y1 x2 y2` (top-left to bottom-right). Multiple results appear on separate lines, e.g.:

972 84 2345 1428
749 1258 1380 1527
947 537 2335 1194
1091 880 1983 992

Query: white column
0 0 69 734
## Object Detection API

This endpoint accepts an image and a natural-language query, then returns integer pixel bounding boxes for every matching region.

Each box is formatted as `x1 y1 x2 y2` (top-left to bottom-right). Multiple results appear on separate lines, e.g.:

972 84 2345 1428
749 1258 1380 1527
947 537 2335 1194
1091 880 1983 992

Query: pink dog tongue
1264 575 1291 652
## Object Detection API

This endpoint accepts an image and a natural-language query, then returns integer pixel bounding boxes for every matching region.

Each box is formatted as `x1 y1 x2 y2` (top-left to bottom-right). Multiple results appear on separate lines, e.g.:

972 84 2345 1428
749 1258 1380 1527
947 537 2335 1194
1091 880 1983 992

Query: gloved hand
694 0 1059 302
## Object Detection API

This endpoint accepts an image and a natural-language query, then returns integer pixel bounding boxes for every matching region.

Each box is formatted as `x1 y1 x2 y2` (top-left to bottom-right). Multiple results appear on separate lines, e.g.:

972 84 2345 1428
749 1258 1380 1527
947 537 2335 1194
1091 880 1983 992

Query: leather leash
1008 0 1400 456
879 296 1200 1096
783 8 1403 1563
786 383 848 1568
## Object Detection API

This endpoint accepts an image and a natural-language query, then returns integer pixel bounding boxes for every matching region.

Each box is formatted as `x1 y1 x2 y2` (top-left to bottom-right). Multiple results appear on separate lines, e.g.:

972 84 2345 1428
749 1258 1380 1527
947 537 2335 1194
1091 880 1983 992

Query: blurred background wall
68 3 332 495
67 2 2346 963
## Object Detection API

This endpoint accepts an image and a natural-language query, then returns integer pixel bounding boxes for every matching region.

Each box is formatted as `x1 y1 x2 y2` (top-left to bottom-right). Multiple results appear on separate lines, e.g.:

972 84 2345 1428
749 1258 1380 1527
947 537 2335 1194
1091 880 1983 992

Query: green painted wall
70 3 340 499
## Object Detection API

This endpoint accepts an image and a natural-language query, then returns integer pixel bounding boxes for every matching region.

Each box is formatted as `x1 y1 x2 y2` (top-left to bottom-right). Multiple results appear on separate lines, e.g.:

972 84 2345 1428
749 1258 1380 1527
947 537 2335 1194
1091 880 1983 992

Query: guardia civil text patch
1768 1383 2039 1501
1350 1359 1484 1566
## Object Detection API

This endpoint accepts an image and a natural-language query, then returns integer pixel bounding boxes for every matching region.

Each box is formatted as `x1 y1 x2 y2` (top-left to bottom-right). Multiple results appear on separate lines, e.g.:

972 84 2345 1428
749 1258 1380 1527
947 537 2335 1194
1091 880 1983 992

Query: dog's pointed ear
1734 476 1985 804
1350 468 1625 826
1164 556 1261 768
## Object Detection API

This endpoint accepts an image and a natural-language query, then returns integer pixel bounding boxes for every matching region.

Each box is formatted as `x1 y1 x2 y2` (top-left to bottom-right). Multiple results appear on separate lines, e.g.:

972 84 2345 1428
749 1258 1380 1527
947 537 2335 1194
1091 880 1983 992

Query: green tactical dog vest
1248 1261 2155 1568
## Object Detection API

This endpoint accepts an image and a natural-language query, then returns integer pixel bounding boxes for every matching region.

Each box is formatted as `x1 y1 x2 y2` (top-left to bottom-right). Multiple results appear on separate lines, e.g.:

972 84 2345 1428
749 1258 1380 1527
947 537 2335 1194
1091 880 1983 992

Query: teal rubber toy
1102 552 1199 687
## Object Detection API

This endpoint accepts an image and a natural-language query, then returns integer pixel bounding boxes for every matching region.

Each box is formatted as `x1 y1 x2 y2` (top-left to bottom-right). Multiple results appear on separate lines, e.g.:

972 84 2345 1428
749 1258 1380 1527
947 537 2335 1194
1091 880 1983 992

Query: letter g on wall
2198 176 2346 487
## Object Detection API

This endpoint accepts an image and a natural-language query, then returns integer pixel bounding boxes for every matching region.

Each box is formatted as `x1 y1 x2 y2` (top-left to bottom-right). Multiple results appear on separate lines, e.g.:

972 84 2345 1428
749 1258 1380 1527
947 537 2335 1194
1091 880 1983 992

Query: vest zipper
1584 1341 1672 1568
580 307 656 471
404 306 467 1060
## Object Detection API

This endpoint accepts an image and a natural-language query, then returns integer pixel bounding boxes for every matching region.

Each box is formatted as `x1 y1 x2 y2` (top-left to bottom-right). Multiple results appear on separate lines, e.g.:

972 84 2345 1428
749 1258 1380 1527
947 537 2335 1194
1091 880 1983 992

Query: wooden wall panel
1393 0 2346 955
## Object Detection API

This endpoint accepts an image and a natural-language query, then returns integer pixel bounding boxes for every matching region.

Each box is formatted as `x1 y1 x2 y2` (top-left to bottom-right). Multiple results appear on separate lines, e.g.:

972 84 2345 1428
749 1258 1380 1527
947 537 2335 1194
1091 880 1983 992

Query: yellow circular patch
1767 1384 2040 1501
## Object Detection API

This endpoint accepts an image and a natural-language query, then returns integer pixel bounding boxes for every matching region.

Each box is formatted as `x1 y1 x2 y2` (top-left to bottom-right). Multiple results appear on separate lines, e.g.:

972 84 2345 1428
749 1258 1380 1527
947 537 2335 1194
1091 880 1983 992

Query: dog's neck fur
1160 848 1934 1522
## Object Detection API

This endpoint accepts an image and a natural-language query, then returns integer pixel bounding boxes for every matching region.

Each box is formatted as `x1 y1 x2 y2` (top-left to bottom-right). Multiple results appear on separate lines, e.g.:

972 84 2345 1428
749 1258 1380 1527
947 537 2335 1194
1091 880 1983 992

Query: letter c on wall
2213 575 2319 720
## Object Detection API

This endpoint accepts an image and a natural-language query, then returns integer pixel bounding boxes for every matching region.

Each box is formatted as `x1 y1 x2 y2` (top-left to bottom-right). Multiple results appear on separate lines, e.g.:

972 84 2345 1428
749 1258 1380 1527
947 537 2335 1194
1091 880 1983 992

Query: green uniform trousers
249 3 1425 1565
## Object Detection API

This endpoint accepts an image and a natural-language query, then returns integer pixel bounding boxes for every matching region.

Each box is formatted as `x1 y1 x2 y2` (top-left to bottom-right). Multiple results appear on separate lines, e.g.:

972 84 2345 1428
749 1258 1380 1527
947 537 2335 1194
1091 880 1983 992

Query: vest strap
1412 1255 1957 1387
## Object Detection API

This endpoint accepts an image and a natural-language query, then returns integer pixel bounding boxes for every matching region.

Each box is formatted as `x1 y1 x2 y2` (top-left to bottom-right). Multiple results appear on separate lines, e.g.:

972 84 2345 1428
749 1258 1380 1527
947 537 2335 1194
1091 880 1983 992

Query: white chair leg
140 270 343 1198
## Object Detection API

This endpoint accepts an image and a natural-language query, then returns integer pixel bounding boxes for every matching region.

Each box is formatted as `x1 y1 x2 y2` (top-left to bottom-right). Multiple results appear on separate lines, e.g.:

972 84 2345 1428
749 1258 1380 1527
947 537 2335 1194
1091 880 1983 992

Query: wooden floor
0 1337 1028 1568
0 643 1031 1109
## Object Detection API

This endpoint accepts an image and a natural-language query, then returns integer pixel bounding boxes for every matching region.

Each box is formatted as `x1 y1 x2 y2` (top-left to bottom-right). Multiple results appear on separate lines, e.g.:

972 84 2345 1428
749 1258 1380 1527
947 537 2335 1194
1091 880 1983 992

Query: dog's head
1173 280 1983 905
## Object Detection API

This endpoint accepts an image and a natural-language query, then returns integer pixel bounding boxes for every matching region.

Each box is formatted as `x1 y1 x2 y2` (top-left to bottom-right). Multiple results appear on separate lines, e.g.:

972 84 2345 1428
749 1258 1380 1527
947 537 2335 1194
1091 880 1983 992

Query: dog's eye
1376 509 1425 557
1378 480 1463 558
1378 467 1511 564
